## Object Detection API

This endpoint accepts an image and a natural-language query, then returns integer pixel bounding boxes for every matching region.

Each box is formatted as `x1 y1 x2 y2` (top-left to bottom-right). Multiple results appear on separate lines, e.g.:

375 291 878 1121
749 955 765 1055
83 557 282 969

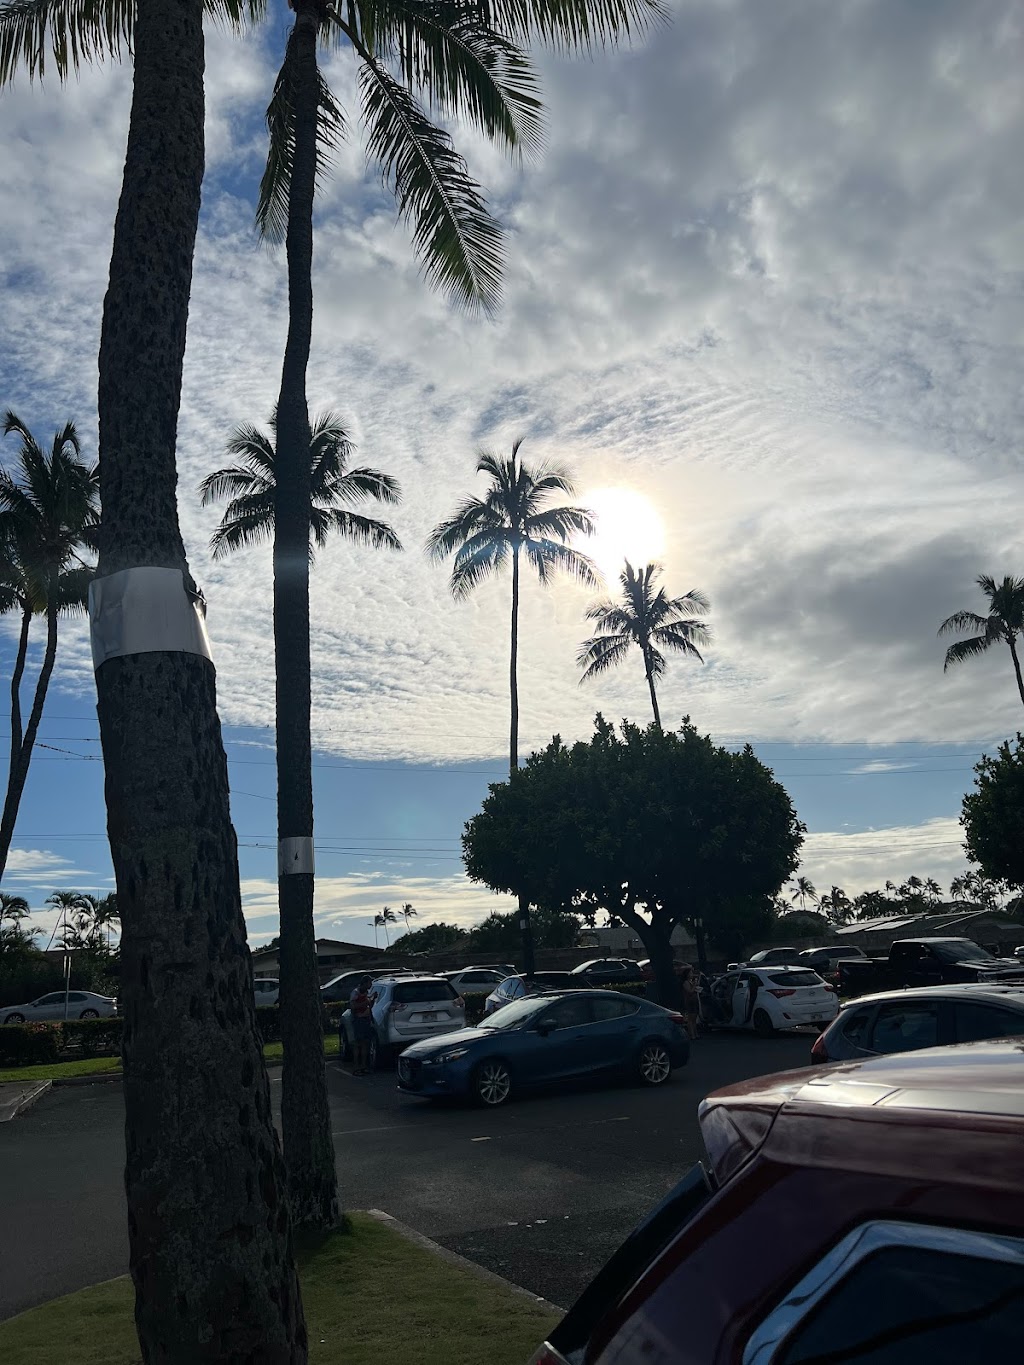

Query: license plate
417 1012 437 1023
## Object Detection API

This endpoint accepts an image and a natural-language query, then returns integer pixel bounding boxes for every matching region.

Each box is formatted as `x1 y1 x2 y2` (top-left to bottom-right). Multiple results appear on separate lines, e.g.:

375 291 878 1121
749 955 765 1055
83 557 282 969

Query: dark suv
531 1039 1024 1363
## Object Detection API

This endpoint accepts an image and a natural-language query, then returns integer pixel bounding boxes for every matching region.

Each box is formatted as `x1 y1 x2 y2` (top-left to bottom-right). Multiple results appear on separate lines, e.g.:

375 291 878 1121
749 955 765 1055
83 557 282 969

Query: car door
730 974 755 1027
587 995 644 1070
30 992 67 1020
529 996 597 1082
867 998 945 1054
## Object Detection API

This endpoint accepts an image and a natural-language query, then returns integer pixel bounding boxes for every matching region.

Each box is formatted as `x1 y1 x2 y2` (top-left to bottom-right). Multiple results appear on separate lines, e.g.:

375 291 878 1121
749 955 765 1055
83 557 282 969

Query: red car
531 1040 1024 1364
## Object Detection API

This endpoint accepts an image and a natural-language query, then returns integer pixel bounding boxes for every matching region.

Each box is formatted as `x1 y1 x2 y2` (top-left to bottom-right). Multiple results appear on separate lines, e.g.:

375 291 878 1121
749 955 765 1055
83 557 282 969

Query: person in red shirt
349 976 378 1075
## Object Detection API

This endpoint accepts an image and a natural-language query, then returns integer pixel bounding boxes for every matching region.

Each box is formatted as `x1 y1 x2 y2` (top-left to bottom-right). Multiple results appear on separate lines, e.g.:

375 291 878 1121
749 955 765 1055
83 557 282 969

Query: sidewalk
0 1079 51 1123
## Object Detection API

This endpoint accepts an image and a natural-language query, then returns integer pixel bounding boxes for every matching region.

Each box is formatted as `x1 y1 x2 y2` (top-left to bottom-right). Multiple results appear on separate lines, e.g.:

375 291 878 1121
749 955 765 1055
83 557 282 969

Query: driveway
0 1032 812 1320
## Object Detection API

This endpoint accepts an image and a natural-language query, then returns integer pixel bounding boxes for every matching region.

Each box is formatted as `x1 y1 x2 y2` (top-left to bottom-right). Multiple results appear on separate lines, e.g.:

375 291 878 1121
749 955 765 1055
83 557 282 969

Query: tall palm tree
378 906 399 946
1 0 309 1354
256 0 659 1225
577 560 710 730
200 409 399 1228
939 575 1024 708
0 890 29 938
789 876 818 912
428 441 598 774
400 902 417 933
199 411 401 562
427 442 597 975
0 413 98 878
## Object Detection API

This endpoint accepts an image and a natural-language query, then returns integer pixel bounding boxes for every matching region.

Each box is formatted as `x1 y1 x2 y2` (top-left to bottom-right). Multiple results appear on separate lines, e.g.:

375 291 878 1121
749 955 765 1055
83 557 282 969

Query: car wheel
637 1040 672 1086
752 1008 775 1037
4 1013 25 1025
339 1029 353 1065
473 1059 512 1107
80 1009 99 1019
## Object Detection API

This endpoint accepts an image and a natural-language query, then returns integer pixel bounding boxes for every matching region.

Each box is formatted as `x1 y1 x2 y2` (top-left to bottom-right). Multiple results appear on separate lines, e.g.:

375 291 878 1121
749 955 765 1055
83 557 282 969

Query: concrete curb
0 1079 51 1123
365 1208 565 1316
52 1072 122 1087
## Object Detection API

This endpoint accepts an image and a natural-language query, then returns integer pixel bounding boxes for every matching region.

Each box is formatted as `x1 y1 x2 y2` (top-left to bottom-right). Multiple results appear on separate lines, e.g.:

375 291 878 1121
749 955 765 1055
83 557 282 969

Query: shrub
61 1017 123 1057
0 1022 62 1066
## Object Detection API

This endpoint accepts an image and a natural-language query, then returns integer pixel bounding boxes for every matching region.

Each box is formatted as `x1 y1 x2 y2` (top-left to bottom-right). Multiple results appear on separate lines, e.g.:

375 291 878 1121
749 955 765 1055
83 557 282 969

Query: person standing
681 968 701 1040
349 976 378 1075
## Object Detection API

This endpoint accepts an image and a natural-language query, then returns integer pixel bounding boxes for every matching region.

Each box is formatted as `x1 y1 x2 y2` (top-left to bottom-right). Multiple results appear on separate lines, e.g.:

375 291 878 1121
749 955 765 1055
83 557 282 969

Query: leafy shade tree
463 716 803 1007
788 876 818 912
774 908 828 938
0 0 309 1353
428 442 597 973
389 921 468 954
703 894 777 964
578 560 710 728
201 409 399 1226
961 734 1024 891
939 574 1024 708
0 413 98 878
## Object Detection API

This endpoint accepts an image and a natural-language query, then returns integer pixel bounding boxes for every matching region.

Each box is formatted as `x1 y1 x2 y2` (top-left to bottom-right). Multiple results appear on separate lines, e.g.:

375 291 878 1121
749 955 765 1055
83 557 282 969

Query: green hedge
0 1023 63 1066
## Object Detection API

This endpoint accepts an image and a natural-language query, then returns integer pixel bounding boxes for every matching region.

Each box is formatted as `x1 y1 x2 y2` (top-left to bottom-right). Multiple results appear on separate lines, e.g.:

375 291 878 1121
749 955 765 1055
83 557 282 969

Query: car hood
400 1027 500 1058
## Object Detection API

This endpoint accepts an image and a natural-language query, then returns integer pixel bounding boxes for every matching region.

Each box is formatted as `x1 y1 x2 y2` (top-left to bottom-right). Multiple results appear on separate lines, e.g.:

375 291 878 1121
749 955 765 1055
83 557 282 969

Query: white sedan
706 967 838 1036
1 990 118 1024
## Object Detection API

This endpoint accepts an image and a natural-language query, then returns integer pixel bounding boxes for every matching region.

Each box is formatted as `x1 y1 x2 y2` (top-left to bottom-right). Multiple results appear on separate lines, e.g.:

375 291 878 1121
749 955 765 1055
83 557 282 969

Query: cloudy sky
2 0 1022 947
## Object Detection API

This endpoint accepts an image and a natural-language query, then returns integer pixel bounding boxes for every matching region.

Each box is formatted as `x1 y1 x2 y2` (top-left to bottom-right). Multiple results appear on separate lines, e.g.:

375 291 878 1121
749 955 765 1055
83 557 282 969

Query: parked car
797 944 868 979
397 990 688 1106
730 946 803 969
1015 945 1024 962
441 967 510 995
530 1039 1024 1365
569 959 644 985
811 983 1024 1063
839 936 1024 996
338 975 465 1069
1 990 117 1024
702 966 838 1036
253 977 280 1007
483 972 577 1016
638 958 690 981
320 968 407 1005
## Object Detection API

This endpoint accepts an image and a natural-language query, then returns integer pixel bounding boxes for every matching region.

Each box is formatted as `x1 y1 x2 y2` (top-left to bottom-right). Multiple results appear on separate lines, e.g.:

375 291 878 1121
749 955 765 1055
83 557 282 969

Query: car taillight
767 988 795 998
811 1033 829 1063
665 1012 686 1026
529 1345 570 1365
823 984 836 993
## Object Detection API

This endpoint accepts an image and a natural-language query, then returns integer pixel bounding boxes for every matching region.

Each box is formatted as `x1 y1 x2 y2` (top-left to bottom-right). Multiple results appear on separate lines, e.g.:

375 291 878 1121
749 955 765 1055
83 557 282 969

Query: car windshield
930 941 995 964
479 996 549 1030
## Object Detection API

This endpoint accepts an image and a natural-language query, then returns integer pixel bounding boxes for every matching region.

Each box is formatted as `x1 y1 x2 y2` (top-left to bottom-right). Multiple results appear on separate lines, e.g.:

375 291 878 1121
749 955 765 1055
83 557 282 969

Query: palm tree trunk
273 3 340 1232
91 0 307 1356
509 544 535 974
1009 636 1024 709
643 647 662 729
0 598 58 877
9 605 30 776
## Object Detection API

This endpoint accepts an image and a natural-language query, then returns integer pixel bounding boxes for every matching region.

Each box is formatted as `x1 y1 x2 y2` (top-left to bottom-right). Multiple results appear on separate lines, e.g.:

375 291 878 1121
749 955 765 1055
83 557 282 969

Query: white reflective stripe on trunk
89 567 212 667
278 837 314 876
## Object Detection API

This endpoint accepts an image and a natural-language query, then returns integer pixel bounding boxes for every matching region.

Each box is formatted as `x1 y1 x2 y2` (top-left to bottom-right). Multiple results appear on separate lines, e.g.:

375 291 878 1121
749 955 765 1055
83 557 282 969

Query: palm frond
224 421 278 473
476 449 516 490
524 502 595 541
425 496 497 558
450 532 509 597
313 507 403 552
942 635 993 672
645 641 666 677
525 467 578 500
321 466 402 506
583 601 635 634
577 631 631 681
523 538 598 588
360 57 503 313
256 31 346 244
937 609 990 638
651 619 709 660
54 562 93 613
198 464 271 506
663 587 710 619
472 0 667 53
0 0 131 84
209 493 276 560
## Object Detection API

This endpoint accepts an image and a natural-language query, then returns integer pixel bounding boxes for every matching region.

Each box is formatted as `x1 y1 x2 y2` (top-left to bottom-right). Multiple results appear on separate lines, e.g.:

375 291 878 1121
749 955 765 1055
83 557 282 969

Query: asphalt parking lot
0 1031 812 1321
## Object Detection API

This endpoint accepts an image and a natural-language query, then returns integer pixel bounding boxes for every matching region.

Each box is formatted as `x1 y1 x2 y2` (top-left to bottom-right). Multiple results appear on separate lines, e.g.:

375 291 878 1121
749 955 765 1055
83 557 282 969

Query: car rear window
768 971 822 987
391 982 456 1003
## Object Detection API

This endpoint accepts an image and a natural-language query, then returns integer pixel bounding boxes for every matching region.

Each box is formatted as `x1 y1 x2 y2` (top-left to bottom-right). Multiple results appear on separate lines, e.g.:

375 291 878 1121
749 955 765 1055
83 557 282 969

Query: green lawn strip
0 1211 558 1365
0 1033 340 1083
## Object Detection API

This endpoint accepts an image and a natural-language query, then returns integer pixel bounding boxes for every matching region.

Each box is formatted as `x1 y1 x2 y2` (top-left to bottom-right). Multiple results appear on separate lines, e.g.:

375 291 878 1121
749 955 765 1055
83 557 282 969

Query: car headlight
433 1047 470 1064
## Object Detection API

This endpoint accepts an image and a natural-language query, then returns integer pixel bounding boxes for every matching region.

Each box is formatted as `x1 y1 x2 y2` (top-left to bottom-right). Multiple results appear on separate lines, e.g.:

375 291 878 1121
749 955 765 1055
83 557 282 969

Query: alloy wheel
475 1061 511 1106
639 1042 671 1085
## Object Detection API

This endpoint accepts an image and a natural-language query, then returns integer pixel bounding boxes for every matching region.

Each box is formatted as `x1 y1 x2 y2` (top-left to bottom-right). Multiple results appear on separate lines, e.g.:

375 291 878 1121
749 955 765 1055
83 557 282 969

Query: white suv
340 975 465 1069
253 977 280 1007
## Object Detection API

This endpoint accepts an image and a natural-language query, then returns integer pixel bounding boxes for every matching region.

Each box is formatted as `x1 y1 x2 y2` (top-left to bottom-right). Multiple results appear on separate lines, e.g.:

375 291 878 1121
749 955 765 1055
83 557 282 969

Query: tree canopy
961 734 1024 891
463 716 803 996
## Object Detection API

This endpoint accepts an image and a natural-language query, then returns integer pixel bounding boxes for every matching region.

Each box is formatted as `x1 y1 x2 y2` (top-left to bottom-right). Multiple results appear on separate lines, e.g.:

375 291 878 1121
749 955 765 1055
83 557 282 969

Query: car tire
637 1040 672 1086
472 1059 512 1107
339 1028 353 1065
80 1009 99 1019
4 1013 25 1025
752 1008 775 1037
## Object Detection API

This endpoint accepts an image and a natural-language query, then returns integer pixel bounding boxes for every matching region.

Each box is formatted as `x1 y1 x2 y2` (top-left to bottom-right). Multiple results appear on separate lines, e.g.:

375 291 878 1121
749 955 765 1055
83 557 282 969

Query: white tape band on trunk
89 567 213 669
279 837 315 877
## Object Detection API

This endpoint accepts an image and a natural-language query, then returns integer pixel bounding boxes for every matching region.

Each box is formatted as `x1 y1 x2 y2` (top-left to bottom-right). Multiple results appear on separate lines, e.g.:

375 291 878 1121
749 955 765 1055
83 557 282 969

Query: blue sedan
396 990 689 1107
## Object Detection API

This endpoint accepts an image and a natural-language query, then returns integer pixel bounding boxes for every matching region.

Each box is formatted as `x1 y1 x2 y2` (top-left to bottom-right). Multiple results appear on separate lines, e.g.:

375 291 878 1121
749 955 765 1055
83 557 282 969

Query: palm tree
428 441 598 774
378 906 399 947
577 560 710 729
939 575 1024 708
789 876 818 912
400 903 417 933
0 412 98 878
200 410 399 1229
1 0 309 1352
427 442 597 975
199 411 401 562
0 890 29 939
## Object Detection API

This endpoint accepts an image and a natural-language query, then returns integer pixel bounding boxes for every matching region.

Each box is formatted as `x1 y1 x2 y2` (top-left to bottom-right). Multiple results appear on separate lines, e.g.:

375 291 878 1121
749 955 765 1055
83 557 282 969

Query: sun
579 487 667 584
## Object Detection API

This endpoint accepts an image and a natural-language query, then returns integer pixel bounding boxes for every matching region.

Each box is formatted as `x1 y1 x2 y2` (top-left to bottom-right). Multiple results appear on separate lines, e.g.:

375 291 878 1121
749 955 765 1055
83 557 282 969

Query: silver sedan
1 990 117 1024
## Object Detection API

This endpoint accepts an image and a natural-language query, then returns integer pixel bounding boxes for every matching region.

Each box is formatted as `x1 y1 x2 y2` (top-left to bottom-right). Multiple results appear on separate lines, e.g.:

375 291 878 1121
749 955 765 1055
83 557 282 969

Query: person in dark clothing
349 976 378 1075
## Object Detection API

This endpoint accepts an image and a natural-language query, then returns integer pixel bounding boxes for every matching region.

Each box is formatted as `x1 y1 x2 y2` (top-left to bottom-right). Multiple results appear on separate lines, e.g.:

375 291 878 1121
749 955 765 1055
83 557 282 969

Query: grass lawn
0 1033 340 1084
0 1212 558 1365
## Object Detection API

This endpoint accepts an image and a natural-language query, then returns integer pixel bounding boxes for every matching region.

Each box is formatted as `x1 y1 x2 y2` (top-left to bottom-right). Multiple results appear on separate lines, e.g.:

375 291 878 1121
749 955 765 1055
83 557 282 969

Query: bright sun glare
579 487 667 584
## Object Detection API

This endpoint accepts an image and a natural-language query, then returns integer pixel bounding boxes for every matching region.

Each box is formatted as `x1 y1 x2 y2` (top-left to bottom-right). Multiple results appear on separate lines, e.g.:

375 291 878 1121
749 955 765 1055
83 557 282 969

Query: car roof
375 974 448 984
706 1038 1024 1122
892 936 975 944
839 982 1024 1009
